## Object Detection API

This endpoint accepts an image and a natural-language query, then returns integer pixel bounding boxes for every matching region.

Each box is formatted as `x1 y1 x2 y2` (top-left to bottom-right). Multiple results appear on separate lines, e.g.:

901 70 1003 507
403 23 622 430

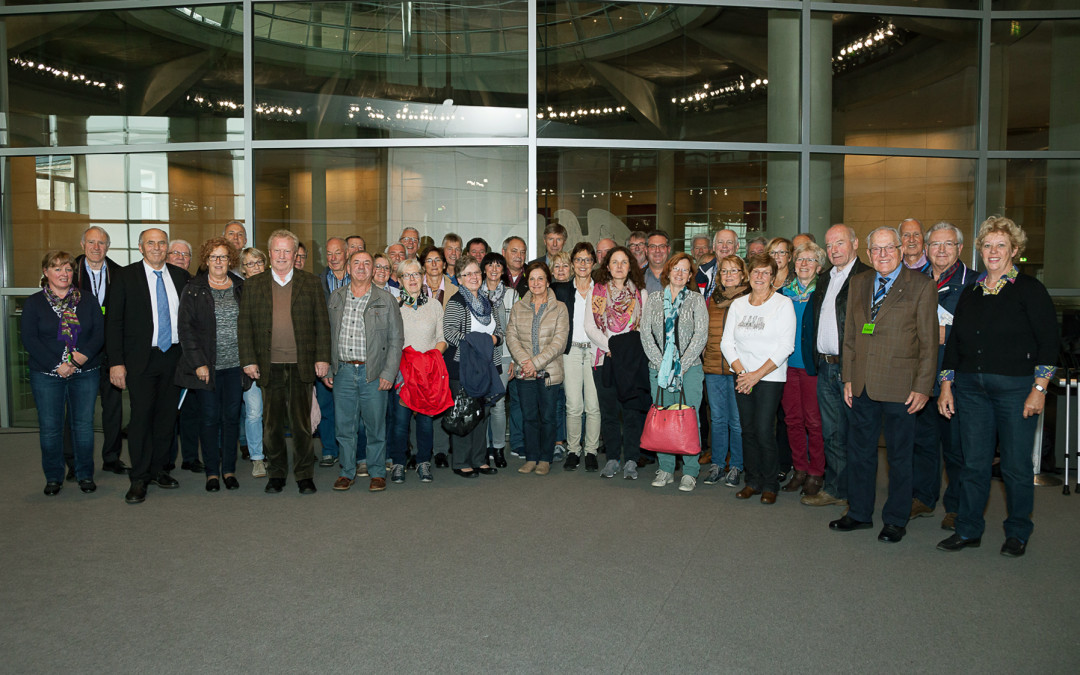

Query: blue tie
155 270 172 351
871 276 888 321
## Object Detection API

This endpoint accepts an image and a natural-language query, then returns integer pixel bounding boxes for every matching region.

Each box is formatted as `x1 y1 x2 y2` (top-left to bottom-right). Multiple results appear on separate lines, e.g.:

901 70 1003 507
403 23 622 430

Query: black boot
493 447 507 468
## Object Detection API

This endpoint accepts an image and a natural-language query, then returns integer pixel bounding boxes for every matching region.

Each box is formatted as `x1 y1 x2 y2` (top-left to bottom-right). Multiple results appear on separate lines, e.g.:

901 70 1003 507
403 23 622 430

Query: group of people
23 215 1059 557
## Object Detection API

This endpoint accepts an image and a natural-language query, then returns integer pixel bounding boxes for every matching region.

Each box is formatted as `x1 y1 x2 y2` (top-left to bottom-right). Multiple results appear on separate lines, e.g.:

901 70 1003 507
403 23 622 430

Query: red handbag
639 387 701 456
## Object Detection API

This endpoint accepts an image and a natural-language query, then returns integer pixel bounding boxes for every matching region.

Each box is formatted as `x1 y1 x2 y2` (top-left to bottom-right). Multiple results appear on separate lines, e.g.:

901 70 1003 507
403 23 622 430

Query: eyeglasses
795 257 818 265
869 245 899 255
207 255 230 262
646 244 668 251
750 269 772 277
243 261 264 268
573 257 594 264
769 250 789 258
719 270 742 276
295 254 308 261
401 271 422 280
424 258 442 265
670 267 690 275
459 270 482 278
169 251 192 258
400 237 419 244
374 264 391 272
927 241 958 250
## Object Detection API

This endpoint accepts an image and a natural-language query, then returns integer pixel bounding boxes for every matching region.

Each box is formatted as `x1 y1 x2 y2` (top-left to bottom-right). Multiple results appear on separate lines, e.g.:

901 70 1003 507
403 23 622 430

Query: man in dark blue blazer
105 228 191 504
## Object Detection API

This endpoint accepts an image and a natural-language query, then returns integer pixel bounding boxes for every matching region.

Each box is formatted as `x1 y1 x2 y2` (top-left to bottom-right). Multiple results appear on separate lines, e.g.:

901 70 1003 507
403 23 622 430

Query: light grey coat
641 287 709 374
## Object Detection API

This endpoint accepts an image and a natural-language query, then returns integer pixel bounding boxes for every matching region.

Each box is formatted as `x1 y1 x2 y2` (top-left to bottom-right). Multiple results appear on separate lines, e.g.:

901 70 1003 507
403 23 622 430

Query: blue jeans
552 382 566 443
196 367 243 477
954 373 1038 542
333 363 387 479
911 396 963 512
31 369 98 483
243 384 265 461
705 373 743 470
817 358 850 499
315 378 338 457
486 366 510 449
508 377 524 452
650 365 704 478
388 389 433 466
519 378 556 462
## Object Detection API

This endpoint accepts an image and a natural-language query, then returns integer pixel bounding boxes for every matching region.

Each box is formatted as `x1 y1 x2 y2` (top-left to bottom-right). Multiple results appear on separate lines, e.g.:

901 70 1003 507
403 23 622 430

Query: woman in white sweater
720 253 796 504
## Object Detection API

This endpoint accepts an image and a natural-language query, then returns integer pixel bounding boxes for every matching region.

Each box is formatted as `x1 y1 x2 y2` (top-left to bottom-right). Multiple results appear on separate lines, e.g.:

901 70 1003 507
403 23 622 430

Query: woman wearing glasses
238 248 268 477
779 242 827 496
720 253 796 504
766 237 793 291
177 237 246 492
372 252 400 299
701 254 750 488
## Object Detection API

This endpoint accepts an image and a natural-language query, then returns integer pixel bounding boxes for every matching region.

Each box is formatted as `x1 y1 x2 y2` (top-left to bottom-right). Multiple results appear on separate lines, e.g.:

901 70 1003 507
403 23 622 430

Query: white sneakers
651 470 674 487
251 459 266 478
678 475 696 492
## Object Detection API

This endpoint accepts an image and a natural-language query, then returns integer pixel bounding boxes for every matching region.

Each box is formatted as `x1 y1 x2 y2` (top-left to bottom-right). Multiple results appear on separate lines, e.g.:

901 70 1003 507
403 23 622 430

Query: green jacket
238 269 331 384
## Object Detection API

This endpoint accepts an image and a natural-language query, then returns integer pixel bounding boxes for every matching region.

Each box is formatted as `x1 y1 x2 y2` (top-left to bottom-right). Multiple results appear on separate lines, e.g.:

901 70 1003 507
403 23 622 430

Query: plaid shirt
338 288 371 362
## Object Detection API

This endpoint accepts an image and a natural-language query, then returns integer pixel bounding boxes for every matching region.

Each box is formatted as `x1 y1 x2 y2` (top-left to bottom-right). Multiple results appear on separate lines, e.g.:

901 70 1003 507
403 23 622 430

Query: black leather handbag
440 386 486 436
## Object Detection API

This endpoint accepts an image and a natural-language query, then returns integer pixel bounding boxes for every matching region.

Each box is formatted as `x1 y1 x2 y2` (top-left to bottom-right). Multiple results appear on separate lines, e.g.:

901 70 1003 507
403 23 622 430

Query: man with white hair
400 227 421 259
695 228 739 297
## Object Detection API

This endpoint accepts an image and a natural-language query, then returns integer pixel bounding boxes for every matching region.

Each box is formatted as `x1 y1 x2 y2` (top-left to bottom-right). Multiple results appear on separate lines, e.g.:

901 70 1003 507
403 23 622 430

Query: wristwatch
1033 383 1047 394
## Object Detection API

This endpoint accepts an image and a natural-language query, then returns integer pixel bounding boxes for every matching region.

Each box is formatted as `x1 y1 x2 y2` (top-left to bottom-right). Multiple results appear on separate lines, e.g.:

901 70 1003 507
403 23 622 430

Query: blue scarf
457 285 493 326
656 286 688 392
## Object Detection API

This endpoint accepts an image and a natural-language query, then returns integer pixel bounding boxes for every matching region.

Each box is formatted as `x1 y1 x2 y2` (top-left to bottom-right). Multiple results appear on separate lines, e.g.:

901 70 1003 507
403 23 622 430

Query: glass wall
3 0 1080 426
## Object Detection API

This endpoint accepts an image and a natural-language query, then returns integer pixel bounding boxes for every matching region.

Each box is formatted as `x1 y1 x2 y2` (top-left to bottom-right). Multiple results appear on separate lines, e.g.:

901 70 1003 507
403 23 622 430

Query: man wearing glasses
695 228 739 297
830 226 937 544
910 221 976 529
294 242 308 270
642 230 670 294
626 231 648 268
400 227 421 259
167 240 194 273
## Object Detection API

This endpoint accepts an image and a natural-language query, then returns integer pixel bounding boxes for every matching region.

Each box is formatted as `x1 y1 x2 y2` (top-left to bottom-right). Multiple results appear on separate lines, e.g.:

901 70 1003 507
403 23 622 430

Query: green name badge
862 323 876 335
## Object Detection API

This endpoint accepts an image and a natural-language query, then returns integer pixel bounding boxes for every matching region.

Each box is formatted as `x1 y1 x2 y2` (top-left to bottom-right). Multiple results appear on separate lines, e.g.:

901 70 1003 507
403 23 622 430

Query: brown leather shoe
910 498 934 519
698 450 712 465
369 477 387 492
800 490 841 506
802 474 823 496
760 491 777 504
736 486 761 499
781 470 807 493
941 512 957 530
332 477 354 491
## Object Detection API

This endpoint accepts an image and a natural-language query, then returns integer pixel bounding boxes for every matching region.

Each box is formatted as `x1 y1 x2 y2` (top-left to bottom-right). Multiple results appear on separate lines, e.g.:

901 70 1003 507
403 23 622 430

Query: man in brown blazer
238 229 331 494
830 226 937 543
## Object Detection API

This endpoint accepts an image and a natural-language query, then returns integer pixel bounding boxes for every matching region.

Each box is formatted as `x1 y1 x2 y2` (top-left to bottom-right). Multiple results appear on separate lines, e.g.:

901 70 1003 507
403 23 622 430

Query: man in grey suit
830 226 937 543
326 251 403 492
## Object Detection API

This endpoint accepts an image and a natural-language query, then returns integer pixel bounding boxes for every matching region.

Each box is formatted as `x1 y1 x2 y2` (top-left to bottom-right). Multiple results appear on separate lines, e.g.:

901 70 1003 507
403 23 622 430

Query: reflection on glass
987 159 1080 288
3 6 244 147
253 1 528 139
989 20 1080 151
5 151 244 287
539 4 795 143
538 149 796 253
814 13 979 150
254 146 527 259
811 154 976 261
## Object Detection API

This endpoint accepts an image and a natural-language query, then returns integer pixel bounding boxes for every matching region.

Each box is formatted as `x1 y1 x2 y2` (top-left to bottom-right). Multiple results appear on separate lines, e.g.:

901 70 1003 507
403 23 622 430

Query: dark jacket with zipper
175 271 245 391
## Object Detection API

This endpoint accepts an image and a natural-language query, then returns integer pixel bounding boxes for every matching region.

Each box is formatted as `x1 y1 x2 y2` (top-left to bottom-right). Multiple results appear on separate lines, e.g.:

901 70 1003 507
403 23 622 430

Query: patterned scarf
783 275 816 303
977 264 1018 296
481 281 508 309
457 284 493 326
399 287 427 309
592 280 642 334
44 285 81 353
657 286 688 392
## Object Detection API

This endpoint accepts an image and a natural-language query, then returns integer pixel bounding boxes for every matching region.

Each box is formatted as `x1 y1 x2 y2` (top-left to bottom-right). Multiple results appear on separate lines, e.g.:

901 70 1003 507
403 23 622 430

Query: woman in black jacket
177 237 245 492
